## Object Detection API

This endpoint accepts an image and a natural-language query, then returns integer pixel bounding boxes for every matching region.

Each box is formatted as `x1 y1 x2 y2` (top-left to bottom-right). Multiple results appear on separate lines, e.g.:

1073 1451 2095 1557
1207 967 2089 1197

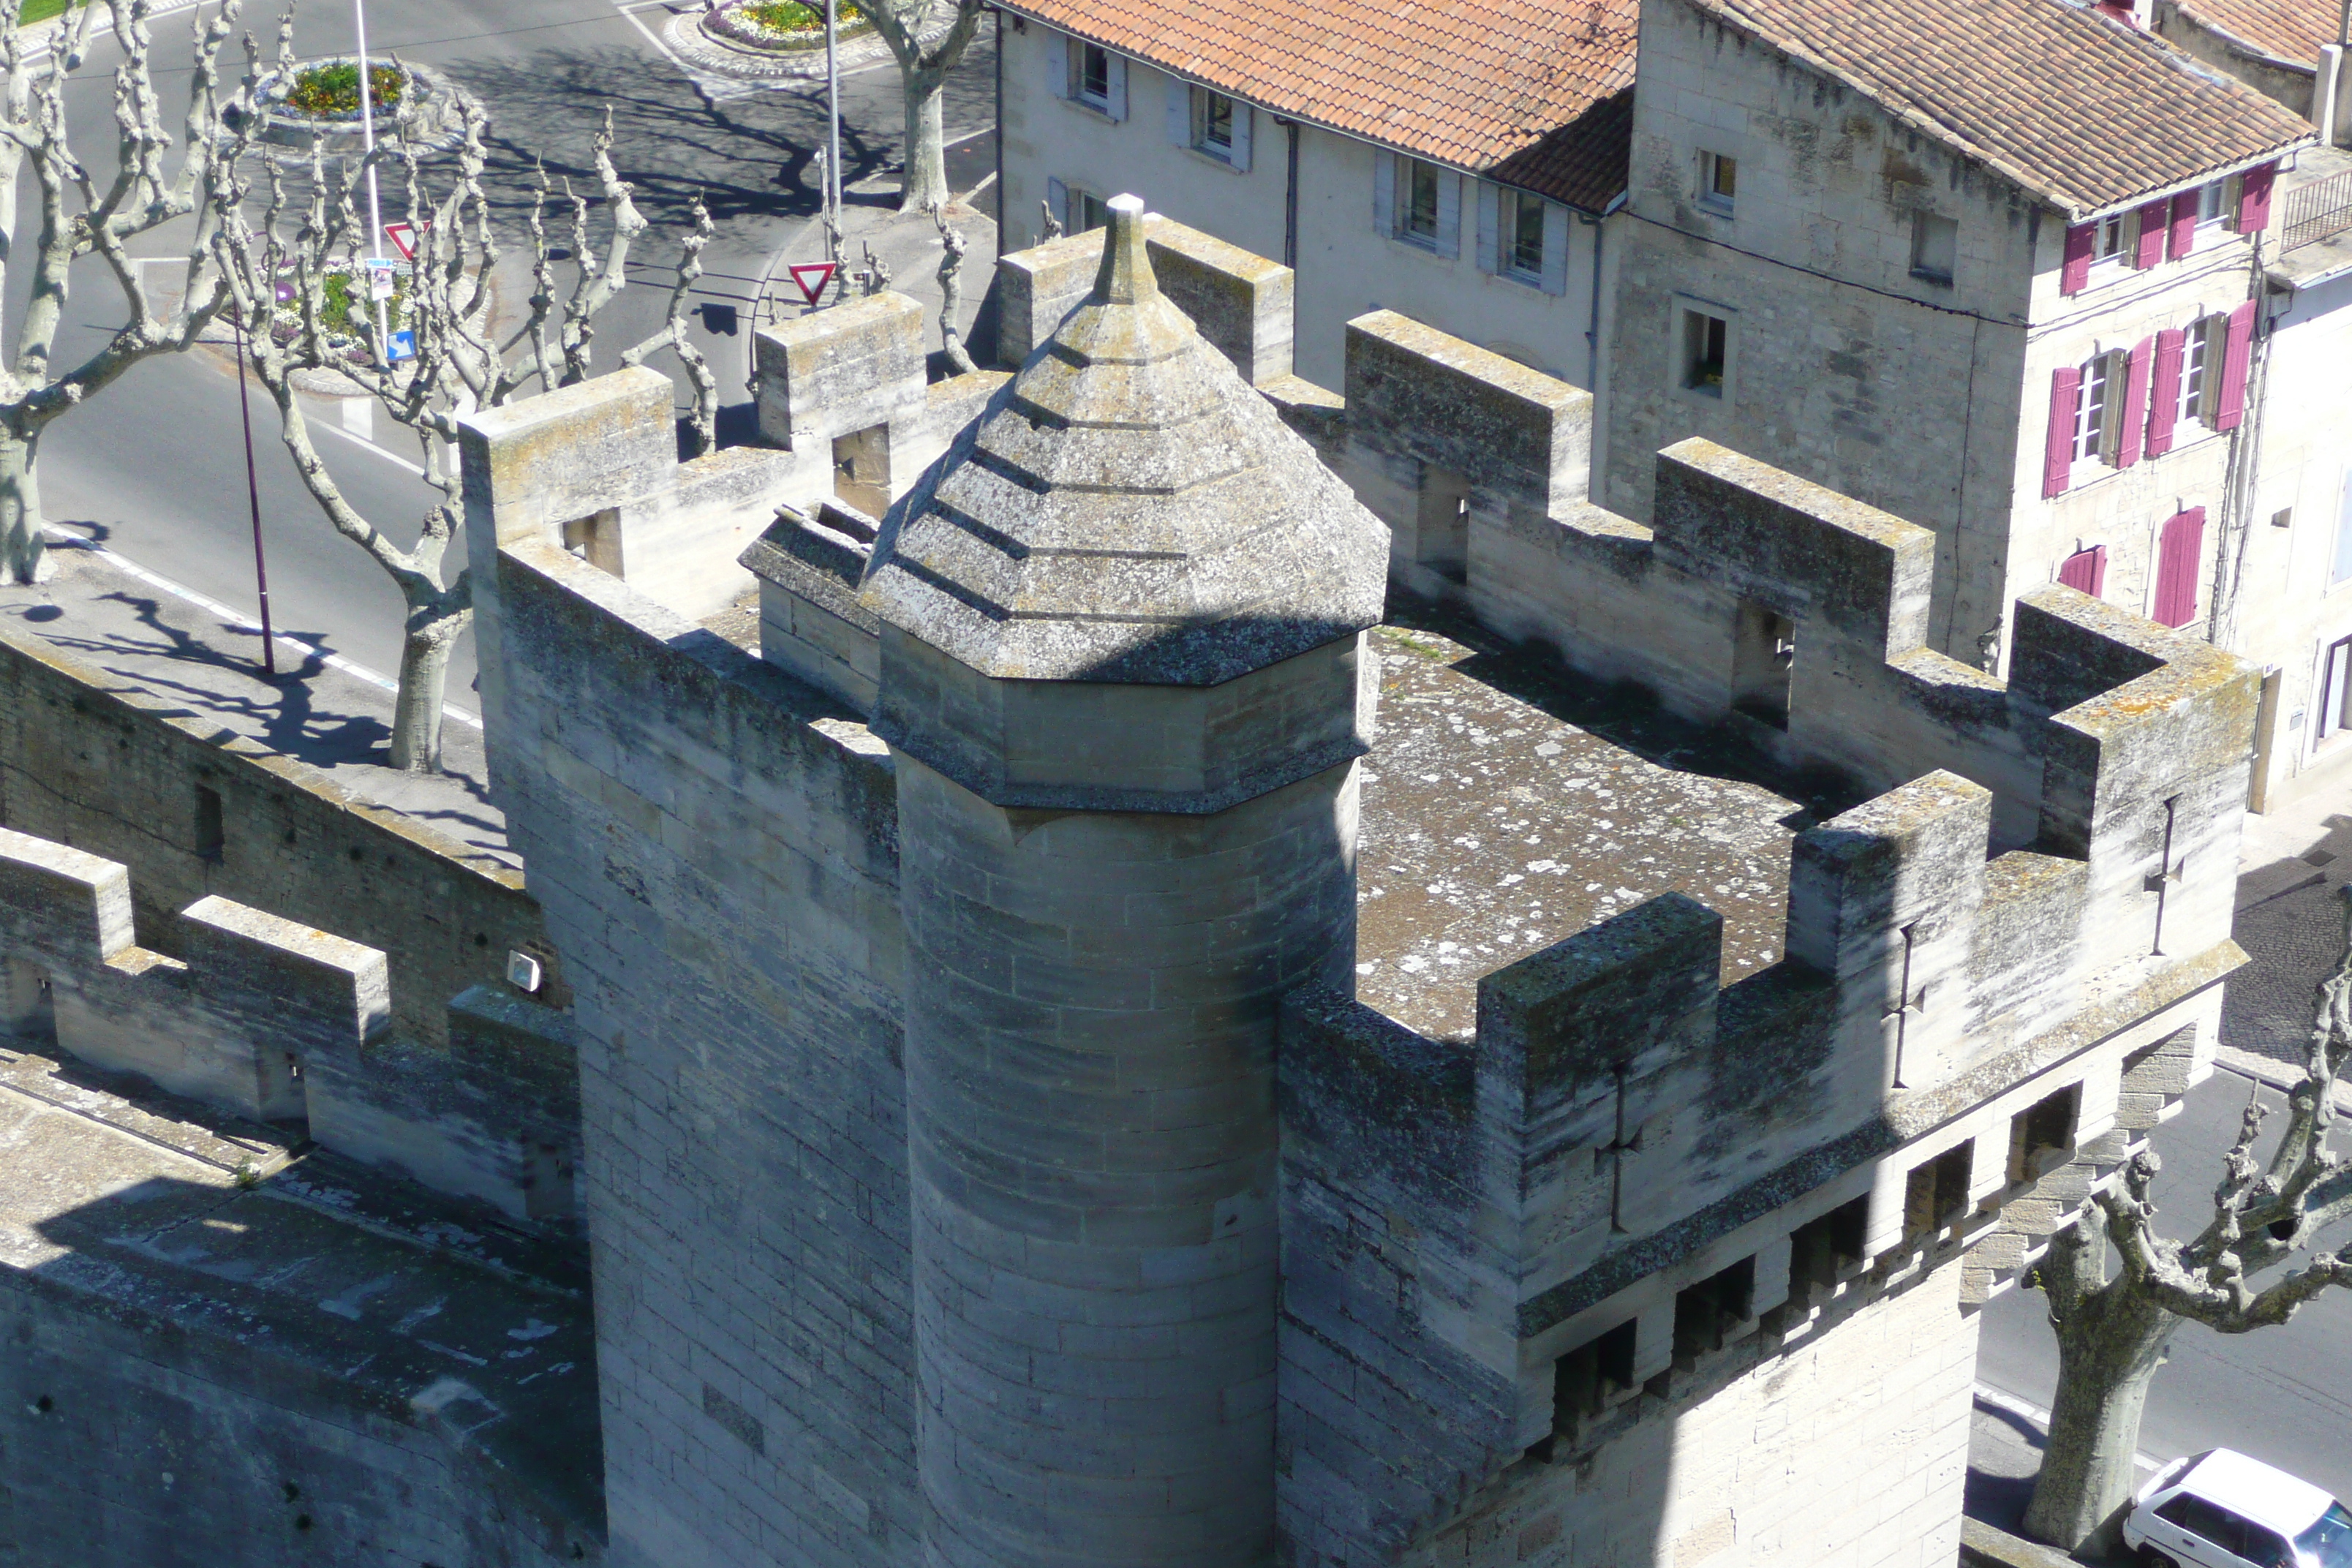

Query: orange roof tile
1686 0 2315 216
999 0 1639 208
2169 0 2337 68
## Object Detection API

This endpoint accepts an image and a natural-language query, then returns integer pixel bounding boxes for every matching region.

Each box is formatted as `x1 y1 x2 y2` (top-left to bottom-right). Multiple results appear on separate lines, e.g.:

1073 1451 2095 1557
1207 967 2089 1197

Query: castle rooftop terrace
1356 622 1803 1042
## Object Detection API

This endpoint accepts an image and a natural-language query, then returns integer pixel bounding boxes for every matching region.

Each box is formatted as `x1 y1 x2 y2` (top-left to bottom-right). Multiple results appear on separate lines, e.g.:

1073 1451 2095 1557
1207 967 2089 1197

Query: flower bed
268 262 415 358
282 60 404 121
704 0 870 50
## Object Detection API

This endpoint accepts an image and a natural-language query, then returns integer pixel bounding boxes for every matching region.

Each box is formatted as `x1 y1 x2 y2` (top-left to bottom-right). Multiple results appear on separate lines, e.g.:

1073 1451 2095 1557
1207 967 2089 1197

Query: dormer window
1699 151 1737 216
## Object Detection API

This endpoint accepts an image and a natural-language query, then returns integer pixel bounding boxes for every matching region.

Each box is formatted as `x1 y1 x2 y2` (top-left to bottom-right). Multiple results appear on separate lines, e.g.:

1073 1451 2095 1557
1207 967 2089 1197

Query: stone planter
233 56 469 153
702 1 874 53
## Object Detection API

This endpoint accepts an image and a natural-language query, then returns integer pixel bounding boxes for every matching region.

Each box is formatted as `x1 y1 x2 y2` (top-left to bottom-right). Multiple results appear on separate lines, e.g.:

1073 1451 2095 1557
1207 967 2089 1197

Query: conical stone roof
859 195 1390 687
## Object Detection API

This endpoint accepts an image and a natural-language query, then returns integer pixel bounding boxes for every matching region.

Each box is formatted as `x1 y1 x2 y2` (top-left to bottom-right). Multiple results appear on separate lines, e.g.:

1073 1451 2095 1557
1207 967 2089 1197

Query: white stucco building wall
992 15 1618 398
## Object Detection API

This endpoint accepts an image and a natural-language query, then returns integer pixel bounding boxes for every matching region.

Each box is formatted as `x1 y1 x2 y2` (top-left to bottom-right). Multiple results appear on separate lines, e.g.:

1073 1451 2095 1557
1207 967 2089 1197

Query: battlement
0 827 580 1225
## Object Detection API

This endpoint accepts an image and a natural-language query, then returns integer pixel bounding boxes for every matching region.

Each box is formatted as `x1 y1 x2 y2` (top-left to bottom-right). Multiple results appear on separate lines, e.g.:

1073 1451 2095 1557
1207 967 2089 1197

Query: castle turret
861 194 1390 1568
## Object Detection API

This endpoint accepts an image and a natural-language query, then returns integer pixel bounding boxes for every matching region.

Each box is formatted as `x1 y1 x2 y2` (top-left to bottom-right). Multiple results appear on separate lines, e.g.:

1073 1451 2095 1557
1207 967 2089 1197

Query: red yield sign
788 261 837 304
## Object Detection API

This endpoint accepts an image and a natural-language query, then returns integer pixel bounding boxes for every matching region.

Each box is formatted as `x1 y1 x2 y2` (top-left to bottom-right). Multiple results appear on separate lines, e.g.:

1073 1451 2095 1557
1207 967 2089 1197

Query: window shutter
2236 162 2276 233
2133 200 2168 268
1166 75 1189 145
2168 190 2198 260
2152 508 2206 627
1104 51 1128 122
2043 366 2081 498
1045 31 1067 99
2117 336 2154 468
1372 150 1395 238
1541 200 1570 295
2325 641 2352 739
2215 299 2255 431
2146 328 2183 456
1229 104 1252 173
1475 183 1499 274
1434 169 1461 259
2060 223 2095 294
2057 545 2107 598
1047 177 1069 234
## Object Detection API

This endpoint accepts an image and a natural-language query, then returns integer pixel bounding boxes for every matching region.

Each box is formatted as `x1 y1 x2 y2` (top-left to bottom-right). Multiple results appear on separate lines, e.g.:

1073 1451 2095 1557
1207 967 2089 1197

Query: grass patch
18 0 86 25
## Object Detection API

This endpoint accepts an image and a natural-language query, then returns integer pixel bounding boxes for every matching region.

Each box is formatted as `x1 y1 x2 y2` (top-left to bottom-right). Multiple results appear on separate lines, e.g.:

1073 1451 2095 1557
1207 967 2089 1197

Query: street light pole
353 0 390 361
232 306 277 677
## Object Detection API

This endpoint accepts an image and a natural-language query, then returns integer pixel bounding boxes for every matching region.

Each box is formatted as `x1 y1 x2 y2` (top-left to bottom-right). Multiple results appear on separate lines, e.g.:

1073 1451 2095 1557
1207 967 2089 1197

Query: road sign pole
354 0 391 365
826 0 840 302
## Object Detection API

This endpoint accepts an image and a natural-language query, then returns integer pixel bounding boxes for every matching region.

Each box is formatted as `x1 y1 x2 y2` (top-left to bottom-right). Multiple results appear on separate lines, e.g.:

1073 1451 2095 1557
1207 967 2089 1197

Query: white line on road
39 529 482 730
309 412 432 480
610 0 694 77
1974 1381 2162 1474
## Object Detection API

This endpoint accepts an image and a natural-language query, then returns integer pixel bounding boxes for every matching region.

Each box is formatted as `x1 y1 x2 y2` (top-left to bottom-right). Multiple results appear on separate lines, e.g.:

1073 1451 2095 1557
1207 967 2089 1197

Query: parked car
2124 1449 2352 1568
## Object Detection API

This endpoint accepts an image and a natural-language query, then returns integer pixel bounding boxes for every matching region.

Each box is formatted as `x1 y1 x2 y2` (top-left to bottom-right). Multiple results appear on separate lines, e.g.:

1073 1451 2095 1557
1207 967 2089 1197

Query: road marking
1973 1382 2162 1473
39 529 482 730
610 0 693 76
309 412 432 480
962 170 997 203
942 124 994 148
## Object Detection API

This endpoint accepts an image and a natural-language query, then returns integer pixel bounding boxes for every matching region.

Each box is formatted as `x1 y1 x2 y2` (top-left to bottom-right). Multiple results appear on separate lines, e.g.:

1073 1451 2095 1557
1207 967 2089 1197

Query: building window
2320 635 2352 742
1074 42 1111 108
1403 158 1442 242
2196 176 2239 227
1507 189 1547 279
1196 88 1234 157
1684 309 1728 397
1699 151 1737 216
1910 213 1958 285
2094 211 2133 263
1903 1142 1975 1241
2075 351 2121 465
2336 472 2352 584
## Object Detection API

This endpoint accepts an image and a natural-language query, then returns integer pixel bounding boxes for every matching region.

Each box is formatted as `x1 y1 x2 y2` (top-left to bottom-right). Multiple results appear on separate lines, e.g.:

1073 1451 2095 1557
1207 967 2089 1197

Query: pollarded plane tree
209 78 715 774
2024 884 2352 1556
0 0 248 584
860 0 984 213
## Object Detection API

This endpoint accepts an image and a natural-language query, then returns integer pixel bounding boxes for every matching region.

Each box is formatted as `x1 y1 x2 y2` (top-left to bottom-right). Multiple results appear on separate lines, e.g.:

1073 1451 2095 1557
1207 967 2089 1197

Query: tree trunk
2022 1278 2180 1555
0 427 51 587
386 597 472 774
898 65 950 213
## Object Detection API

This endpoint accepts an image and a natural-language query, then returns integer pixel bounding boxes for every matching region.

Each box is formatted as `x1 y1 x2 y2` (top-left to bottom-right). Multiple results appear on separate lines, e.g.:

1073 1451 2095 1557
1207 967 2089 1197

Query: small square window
1403 158 1441 241
1910 213 1958 285
1077 189 1111 233
2196 176 2236 226
2094 212 2133 262
1683 309 1727 396
1507 189 1547 279
1699 151 1737 216
1076 42 1111 108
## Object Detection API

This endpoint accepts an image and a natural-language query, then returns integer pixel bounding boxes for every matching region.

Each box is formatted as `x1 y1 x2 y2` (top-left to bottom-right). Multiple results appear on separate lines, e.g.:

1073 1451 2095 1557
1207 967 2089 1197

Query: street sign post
789 262 837 304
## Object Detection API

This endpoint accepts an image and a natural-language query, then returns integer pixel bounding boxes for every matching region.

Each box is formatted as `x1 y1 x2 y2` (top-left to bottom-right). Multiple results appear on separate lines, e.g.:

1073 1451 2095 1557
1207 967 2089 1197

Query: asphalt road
20 0 998 709
1975 1062 2352 1506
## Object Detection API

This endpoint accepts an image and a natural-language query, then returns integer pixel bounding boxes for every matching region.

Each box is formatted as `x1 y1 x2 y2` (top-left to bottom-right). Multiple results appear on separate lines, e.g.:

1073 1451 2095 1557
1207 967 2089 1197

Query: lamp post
826 0 842 301
232 305 277 677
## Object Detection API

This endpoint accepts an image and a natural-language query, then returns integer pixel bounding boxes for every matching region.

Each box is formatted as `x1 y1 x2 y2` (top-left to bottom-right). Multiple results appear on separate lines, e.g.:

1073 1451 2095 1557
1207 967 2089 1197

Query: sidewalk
2223 777 2352 1071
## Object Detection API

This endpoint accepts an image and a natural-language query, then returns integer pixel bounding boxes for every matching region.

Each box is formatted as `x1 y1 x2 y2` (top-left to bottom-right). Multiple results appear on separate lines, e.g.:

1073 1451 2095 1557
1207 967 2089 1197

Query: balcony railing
2282 169 2352 253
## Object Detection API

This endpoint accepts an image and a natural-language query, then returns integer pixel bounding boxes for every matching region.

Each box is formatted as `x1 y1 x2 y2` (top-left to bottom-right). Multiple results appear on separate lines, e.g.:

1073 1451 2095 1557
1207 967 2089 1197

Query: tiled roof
999 0 1638 210
2169 0 2335 68
1684 0 2315 216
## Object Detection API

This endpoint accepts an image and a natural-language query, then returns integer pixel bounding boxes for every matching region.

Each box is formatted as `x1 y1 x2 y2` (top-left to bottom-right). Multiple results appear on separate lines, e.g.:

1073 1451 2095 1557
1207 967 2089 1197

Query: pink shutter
2117 336 2154 467
2146 328 2184 456
2236 162 2276 233
2133 200 2169 268
2168 190 2198 259
2043 366 2081 497
2058 545 2108 598
2152 508 2205 627
2214 300 2255 431
2061 223 2095 295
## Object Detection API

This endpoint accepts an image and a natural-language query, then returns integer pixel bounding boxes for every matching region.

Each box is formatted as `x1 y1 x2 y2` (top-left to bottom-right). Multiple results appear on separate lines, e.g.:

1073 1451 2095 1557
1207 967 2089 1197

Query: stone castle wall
0 622 543 1047
461 378 916 1566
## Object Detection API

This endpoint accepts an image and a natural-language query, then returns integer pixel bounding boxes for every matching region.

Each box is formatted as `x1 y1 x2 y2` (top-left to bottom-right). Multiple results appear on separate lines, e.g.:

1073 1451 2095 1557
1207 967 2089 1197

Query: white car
2123 1449 2352 1568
